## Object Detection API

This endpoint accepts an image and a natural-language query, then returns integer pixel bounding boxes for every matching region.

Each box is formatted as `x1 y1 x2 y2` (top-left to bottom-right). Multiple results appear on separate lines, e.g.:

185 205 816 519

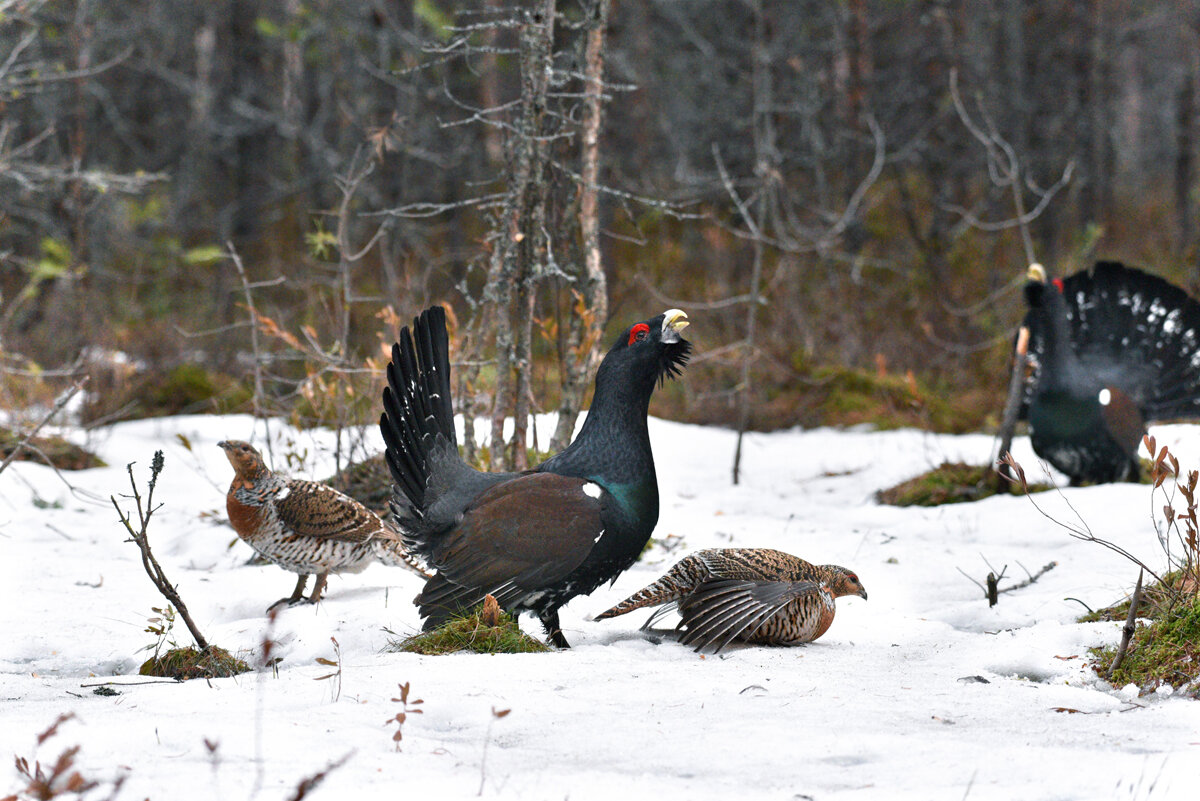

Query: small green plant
388 598 551 655
143 604 178 662
385 682 424 752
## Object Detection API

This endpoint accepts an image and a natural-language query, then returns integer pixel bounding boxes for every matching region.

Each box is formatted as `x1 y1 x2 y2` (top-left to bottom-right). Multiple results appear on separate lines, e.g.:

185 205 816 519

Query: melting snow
2 414 1199 800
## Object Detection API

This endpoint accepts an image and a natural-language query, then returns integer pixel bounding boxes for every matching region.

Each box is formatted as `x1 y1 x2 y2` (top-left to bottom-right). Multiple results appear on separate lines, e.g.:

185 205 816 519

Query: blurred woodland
3 0 1200 465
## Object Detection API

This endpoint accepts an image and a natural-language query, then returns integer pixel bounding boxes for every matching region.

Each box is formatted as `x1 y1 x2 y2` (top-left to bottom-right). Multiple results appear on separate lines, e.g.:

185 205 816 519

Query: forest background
3 0 1198 471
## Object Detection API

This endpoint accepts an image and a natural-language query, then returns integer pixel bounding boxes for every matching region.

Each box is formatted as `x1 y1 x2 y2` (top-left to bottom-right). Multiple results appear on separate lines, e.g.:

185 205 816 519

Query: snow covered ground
2 413 1198 800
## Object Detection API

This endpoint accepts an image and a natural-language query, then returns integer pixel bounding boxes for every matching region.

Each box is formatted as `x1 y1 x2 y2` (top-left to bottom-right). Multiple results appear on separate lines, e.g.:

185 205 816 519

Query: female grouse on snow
596 548 867 652
219 440 428 610
1020 262 1200 484
380 306 691 647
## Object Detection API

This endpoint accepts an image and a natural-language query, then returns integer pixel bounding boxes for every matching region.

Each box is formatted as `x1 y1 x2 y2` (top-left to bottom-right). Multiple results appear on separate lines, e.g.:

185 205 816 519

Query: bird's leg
539 609 571 649
308 573 329 604
267 574 310 612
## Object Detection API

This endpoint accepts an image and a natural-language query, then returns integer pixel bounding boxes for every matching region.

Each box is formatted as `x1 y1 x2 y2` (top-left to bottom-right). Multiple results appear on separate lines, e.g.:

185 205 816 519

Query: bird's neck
232 463 271 487
546 372 656 485
1037 297 1088 390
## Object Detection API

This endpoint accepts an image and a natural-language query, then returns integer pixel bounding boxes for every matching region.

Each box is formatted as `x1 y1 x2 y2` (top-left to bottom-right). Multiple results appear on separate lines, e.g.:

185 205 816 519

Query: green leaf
184 245 225 266
414 0 453 41
254 17 281 38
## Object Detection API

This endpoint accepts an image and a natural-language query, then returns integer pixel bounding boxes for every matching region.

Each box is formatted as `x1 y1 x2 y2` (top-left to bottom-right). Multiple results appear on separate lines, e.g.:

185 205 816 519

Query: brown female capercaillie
219 440 428 610
596 548 867 652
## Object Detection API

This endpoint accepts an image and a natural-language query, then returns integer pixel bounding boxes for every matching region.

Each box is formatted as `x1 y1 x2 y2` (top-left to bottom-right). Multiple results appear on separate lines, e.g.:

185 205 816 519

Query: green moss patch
1077 571 1193 623
388 606 551 655
83 364 252 424
0 427 105 470
808 365 965 431
138 646 251 680
877 462 1051 507
1090 594 1200 697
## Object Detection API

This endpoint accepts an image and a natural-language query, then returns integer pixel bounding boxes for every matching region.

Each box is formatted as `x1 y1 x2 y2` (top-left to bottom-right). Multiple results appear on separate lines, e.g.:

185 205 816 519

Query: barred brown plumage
596 548 866 652
218 440 429 610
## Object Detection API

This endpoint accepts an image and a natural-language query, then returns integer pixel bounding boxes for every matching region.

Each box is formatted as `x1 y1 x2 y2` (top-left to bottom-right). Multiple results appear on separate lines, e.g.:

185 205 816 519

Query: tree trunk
1176 65 1194 251
733 0 775 485
485 0 557 471
551 0 611 453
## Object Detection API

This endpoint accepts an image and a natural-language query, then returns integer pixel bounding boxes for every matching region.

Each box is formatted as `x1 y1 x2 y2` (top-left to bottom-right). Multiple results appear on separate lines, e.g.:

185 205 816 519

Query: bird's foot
538 610 571 649
266 596 315 613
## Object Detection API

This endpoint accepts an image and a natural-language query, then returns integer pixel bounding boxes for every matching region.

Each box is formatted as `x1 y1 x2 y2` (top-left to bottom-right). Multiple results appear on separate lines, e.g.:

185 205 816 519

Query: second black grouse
380 306 690 647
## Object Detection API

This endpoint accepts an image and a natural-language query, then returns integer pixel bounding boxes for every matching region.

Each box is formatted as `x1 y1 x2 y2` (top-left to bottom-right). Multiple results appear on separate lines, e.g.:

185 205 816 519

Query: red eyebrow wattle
628 323 650 345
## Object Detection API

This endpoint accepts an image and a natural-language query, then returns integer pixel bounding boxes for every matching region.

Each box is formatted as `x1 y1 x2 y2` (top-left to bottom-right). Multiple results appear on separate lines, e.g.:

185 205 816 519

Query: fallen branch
110 451 209 650
999 561 1057 595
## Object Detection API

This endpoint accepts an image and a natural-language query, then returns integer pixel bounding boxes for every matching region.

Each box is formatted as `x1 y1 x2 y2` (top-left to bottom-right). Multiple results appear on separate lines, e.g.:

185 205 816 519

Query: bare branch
0 378 87 478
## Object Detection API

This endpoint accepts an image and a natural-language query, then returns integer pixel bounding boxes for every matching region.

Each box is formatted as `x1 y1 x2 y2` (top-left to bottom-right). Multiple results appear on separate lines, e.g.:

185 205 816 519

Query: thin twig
998 454 1168 589
0 377 87 478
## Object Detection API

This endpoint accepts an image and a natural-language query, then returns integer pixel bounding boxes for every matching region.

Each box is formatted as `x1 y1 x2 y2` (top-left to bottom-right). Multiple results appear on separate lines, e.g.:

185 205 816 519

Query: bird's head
600 309 692 390
823 566 868 600
1023 263 1065 310
218 439 268 479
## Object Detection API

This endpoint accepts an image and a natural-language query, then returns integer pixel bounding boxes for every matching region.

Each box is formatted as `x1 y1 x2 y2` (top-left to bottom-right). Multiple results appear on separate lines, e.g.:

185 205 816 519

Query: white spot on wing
582 482 602 499
275 486 291 501
1098 388 1111 406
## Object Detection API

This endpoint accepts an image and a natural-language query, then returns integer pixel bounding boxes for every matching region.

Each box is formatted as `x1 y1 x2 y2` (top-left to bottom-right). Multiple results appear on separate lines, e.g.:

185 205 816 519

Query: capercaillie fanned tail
597 548 867 653
1018 261 1200 484
1023 261 1200 421
380 305 691 648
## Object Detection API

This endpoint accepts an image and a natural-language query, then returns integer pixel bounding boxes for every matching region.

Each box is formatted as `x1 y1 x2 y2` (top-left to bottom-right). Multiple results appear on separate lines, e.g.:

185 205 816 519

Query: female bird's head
218 439 268 479
823 566 868 600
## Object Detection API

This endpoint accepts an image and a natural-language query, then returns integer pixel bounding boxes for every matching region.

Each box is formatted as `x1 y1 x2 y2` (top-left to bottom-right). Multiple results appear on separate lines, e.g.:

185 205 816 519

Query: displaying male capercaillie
219 440 429 610
380 305 691 648
1021 262 1200 484
596 548 867 653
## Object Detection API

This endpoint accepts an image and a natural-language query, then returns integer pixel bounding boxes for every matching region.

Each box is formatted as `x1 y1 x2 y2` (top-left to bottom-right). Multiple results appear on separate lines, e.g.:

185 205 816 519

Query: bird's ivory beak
661 309 689 343
1026 263 1046 283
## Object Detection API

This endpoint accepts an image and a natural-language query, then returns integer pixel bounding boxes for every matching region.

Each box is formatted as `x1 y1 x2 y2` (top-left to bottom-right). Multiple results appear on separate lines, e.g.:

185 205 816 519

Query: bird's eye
628 323 651 346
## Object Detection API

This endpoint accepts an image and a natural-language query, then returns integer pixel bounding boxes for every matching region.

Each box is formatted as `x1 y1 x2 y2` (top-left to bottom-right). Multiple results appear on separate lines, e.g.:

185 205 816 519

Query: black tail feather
380 306 459 529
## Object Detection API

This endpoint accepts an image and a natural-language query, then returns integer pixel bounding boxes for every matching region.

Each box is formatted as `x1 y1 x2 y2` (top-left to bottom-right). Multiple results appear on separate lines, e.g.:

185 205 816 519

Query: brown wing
272 480 383 544
417 472 604 617
697 547 812 582
1099 385 1145 458
678 579 823 653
